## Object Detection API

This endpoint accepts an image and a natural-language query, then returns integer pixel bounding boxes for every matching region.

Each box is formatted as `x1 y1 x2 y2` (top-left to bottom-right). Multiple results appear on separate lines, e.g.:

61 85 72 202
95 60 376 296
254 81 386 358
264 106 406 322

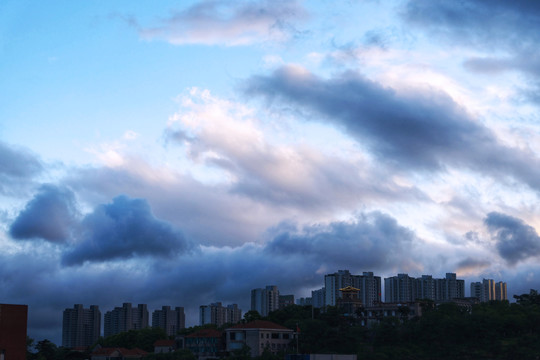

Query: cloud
9 184 78 243
455 257 491 275
0 142 42 195
62 195 194 266
401 0 540 101
484 212 540 265
264 212 420 272
138 0 306 46
243 66 540 191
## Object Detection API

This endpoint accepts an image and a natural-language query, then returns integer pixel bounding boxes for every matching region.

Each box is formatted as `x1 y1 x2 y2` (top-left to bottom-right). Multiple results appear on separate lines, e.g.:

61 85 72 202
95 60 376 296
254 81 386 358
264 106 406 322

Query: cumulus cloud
62 195 194 266
244 66 540 191
265 212 420 272
9 184 78 243
138 0 306 46
484 212 540 265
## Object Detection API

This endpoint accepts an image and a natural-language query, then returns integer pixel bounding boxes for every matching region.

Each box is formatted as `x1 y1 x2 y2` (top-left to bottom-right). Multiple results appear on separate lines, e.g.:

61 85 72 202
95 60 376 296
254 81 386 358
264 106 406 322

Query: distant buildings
104 303 149 338
251 285 280 316
152 306 185 337
199 302 242 327
324 270 382 307
62 304 101 348
384 273 465 302
279 294 295 309
470 279 507 302
0 304 27 360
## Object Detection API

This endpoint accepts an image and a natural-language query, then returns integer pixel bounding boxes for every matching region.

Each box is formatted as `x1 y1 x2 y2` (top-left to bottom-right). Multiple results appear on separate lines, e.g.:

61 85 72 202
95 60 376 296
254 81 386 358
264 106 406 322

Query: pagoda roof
340 286 361 292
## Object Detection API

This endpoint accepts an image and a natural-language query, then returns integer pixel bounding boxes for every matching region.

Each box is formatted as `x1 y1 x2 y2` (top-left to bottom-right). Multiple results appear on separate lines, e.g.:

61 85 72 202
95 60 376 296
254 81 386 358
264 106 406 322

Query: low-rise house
184 328 224 359
225 320 294 357
154 339 177 353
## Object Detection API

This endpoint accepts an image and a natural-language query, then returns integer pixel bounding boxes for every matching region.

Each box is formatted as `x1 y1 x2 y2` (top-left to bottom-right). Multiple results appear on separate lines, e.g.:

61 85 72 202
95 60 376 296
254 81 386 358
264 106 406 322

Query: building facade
251 286 280 317
0 304 27 360
226 320 294 357
104 303 149 338
385 273 465 303
152 306 185 337
199 302 242 327
325 270 381 307
62 304 101 348
470 279 507 302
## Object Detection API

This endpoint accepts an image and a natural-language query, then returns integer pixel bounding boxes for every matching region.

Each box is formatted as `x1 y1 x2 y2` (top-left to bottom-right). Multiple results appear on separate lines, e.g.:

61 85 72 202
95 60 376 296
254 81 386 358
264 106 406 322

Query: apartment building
62 304 101 348
104 303 149 337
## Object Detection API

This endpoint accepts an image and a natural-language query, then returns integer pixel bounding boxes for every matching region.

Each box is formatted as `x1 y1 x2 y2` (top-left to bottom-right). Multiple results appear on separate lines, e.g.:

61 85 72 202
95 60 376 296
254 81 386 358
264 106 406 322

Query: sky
2 0 540 345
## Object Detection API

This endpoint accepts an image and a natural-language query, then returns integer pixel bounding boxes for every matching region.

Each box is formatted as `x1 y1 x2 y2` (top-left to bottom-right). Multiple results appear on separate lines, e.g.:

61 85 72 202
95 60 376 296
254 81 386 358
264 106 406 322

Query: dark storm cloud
244 66 540 191
265 212 418 271
484 212 540 265
0 142 42 194
62 195 194 266
9 184 78 242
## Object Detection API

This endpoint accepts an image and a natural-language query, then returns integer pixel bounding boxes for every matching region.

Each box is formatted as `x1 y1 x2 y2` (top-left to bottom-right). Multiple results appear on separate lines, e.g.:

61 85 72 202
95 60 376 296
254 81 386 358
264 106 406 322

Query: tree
34 339 57 360
243 310 262 323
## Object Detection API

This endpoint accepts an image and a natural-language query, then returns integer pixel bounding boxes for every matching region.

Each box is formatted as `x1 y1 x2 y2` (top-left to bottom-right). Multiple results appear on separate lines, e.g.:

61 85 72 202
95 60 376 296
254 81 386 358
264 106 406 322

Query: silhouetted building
279 295 295 309
325 270 381 307
199 302 242 327
62 304 101 348
152 306 185 336
104 303 149 337
385 273 465 302
251 286 279 316
0 304 28 360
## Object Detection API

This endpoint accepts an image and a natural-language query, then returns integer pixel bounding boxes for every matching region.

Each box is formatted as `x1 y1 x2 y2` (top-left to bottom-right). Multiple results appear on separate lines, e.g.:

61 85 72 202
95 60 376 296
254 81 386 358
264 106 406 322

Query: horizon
2 0 540 347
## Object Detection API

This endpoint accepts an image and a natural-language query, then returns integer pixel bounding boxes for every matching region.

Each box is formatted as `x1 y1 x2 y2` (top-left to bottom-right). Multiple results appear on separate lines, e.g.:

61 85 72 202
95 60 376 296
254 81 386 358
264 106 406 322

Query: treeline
27 290 540 360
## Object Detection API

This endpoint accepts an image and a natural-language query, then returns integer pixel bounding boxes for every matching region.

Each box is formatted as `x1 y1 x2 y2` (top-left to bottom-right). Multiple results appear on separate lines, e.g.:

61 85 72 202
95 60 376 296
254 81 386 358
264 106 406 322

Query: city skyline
2 0 540 346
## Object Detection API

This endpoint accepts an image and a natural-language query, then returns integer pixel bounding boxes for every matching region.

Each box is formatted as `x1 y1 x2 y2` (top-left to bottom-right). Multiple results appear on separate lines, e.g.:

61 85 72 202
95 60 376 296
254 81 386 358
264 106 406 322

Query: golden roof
339 286 361 292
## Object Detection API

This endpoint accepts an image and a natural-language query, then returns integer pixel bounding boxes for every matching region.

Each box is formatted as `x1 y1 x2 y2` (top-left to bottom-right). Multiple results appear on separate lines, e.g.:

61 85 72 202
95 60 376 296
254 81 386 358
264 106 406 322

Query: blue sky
2 0 540 344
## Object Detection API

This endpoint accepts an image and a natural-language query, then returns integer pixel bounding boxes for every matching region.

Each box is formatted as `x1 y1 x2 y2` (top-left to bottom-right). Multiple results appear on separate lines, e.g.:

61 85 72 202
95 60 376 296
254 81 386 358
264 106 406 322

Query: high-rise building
385 273 465 302
495 281 507 301
250 285 279 316
0 304 28 360
325 270 381 307
62 304 101 348
356 272 382 306
104 303 149 338
470 279 507 302
199 302 242 326
312 288 325 308
278 295 295 309
152 306 185 336
385 274 415 303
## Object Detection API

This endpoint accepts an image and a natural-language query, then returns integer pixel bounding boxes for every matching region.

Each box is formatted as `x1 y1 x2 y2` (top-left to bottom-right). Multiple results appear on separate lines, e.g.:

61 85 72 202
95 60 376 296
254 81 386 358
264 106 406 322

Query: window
261 333 264 339
271 333 279 339
230 332 236 340
282 334 289 339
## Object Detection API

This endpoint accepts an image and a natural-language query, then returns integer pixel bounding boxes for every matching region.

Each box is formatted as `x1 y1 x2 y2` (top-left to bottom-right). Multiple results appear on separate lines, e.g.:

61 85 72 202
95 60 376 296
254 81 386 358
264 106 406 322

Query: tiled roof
186 328 222 338
154 339 176 346
228 320 291 330
119 348 148 356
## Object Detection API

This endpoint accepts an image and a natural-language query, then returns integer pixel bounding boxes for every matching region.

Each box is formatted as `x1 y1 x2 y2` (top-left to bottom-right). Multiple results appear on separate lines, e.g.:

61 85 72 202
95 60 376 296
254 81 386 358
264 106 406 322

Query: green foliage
99 327 168 352
258 291 540 359
243 310 262 322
